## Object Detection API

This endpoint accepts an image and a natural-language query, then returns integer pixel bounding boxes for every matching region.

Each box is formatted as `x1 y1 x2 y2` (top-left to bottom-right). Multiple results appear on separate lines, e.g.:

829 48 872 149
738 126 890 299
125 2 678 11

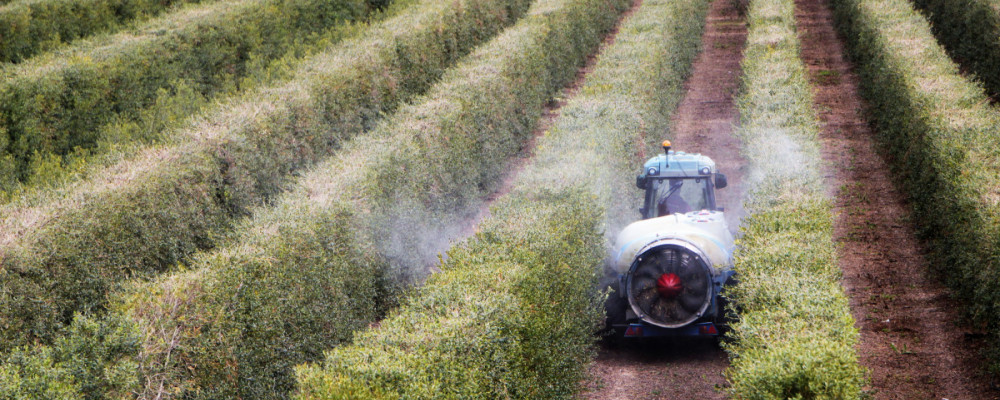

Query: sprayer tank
613 209 734 275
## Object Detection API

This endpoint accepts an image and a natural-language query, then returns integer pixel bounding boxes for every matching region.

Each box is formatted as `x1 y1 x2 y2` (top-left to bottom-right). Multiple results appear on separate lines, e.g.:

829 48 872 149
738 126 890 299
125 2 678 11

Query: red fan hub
656 273 683 298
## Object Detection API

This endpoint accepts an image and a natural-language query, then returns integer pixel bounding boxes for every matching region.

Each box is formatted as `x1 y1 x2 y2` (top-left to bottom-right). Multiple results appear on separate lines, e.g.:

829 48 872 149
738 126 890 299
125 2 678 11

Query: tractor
605 140 735 338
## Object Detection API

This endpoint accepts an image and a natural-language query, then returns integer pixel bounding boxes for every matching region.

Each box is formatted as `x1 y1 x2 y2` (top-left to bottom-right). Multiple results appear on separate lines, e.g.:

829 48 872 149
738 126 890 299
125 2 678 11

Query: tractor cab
635 140 727 219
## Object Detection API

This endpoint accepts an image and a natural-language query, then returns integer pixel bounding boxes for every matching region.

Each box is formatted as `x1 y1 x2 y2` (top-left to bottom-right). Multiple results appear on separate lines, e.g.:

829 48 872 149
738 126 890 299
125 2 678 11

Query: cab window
653 178 710 217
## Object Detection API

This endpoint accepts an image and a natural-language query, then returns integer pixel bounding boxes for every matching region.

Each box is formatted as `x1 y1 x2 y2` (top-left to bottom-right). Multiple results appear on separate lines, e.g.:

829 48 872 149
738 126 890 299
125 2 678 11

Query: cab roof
640 151 717 179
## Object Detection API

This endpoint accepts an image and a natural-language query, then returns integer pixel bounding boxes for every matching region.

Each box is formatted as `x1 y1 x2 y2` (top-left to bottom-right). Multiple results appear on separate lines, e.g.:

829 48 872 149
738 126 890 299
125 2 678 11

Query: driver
656 179 691 215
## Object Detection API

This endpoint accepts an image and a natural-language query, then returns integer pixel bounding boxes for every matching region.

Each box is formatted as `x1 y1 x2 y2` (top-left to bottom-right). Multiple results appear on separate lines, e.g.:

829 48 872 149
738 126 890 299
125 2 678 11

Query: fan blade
679 291 705 313
659 249 678 275
634 266 659 281
632 277 657 292
656 298 688 321
649 298 670 320
634 287 659 308
682 270 707 292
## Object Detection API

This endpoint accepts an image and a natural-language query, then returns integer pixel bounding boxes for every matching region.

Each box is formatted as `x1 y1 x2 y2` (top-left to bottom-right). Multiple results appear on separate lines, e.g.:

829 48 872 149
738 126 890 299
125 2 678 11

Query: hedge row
112 0 628 397
0 0 203 64
831 0 1000 374
721 0 865 397
295 191 608 400
0 0 415 206
293 0 713 397
909 0 1000 99
0 0 532 352
0 0 374 193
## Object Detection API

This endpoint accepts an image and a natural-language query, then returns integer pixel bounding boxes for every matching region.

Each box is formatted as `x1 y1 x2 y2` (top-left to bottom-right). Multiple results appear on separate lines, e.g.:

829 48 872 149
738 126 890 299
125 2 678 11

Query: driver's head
657 179 691 215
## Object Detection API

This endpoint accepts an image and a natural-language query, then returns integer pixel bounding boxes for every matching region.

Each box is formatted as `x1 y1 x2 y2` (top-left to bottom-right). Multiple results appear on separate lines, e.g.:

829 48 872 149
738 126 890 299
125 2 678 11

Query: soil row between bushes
796 0 996 396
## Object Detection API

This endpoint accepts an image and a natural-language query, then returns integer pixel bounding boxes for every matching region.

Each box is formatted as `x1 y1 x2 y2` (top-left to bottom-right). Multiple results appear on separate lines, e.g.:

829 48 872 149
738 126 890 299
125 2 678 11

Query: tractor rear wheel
604 278 628 328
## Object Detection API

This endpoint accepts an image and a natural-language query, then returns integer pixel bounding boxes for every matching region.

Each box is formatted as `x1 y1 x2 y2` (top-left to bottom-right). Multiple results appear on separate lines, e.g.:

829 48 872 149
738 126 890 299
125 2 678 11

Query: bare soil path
794 0 998 398
582 0 748 398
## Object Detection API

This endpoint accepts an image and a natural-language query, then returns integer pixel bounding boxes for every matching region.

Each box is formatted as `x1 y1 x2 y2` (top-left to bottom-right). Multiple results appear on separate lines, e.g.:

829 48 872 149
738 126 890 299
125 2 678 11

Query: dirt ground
581 0 748 398
795 0 998 398
584 339 730 400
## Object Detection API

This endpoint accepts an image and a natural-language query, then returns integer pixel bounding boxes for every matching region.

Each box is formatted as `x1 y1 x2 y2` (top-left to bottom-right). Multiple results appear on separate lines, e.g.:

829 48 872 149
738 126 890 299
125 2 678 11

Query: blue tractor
606 141 735 338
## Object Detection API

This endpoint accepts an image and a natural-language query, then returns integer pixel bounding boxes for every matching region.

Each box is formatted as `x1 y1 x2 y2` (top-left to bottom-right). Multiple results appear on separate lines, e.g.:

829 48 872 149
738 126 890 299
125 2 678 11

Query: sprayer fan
628 245 712 328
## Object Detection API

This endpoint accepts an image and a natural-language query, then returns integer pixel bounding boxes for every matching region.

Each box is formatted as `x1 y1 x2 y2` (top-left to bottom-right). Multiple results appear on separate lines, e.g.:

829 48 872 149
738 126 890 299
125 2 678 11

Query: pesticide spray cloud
740 126 825 209
374 198 483 286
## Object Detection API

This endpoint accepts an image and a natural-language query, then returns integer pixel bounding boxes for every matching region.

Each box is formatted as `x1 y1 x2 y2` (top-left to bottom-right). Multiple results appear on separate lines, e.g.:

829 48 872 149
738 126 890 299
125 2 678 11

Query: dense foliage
831 0 1000 376
723 0 865 397
909 0 1000 99
0 316 140 400
0 0 206 64
295 191 608 400
0 0 373 193
0 0 528 353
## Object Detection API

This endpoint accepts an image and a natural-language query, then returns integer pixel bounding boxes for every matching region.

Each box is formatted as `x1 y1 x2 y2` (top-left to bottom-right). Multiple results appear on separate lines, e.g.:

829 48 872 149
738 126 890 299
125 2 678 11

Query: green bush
112 0 626 397
0 1 411 204
722 0 865 397
910 0 1000 99
0 0 373 192
0 314 140 400
293 0 711 397
0 0 531 353
831 0 1000 376
0 0 206 64
114 206 387 400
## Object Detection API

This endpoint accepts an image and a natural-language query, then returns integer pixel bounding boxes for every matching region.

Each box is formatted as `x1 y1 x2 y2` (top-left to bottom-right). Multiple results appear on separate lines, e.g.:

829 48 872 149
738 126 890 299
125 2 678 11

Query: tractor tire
604 278 628 328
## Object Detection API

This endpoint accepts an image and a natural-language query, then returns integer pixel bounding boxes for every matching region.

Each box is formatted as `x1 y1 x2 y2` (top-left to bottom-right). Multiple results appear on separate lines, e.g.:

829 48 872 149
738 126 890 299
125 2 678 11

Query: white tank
613 209 734 276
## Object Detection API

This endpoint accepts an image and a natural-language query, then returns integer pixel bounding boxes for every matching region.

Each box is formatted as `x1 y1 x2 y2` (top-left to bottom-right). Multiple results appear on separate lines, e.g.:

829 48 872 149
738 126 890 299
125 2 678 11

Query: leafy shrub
0 0 373 191
722 0 865 397
0 0 530 353
293 0 712 397
0 0 205 64
114 206 387 400
0 314 140 400
909 0 1000 99
113 0 626 397
831 0 1000 376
